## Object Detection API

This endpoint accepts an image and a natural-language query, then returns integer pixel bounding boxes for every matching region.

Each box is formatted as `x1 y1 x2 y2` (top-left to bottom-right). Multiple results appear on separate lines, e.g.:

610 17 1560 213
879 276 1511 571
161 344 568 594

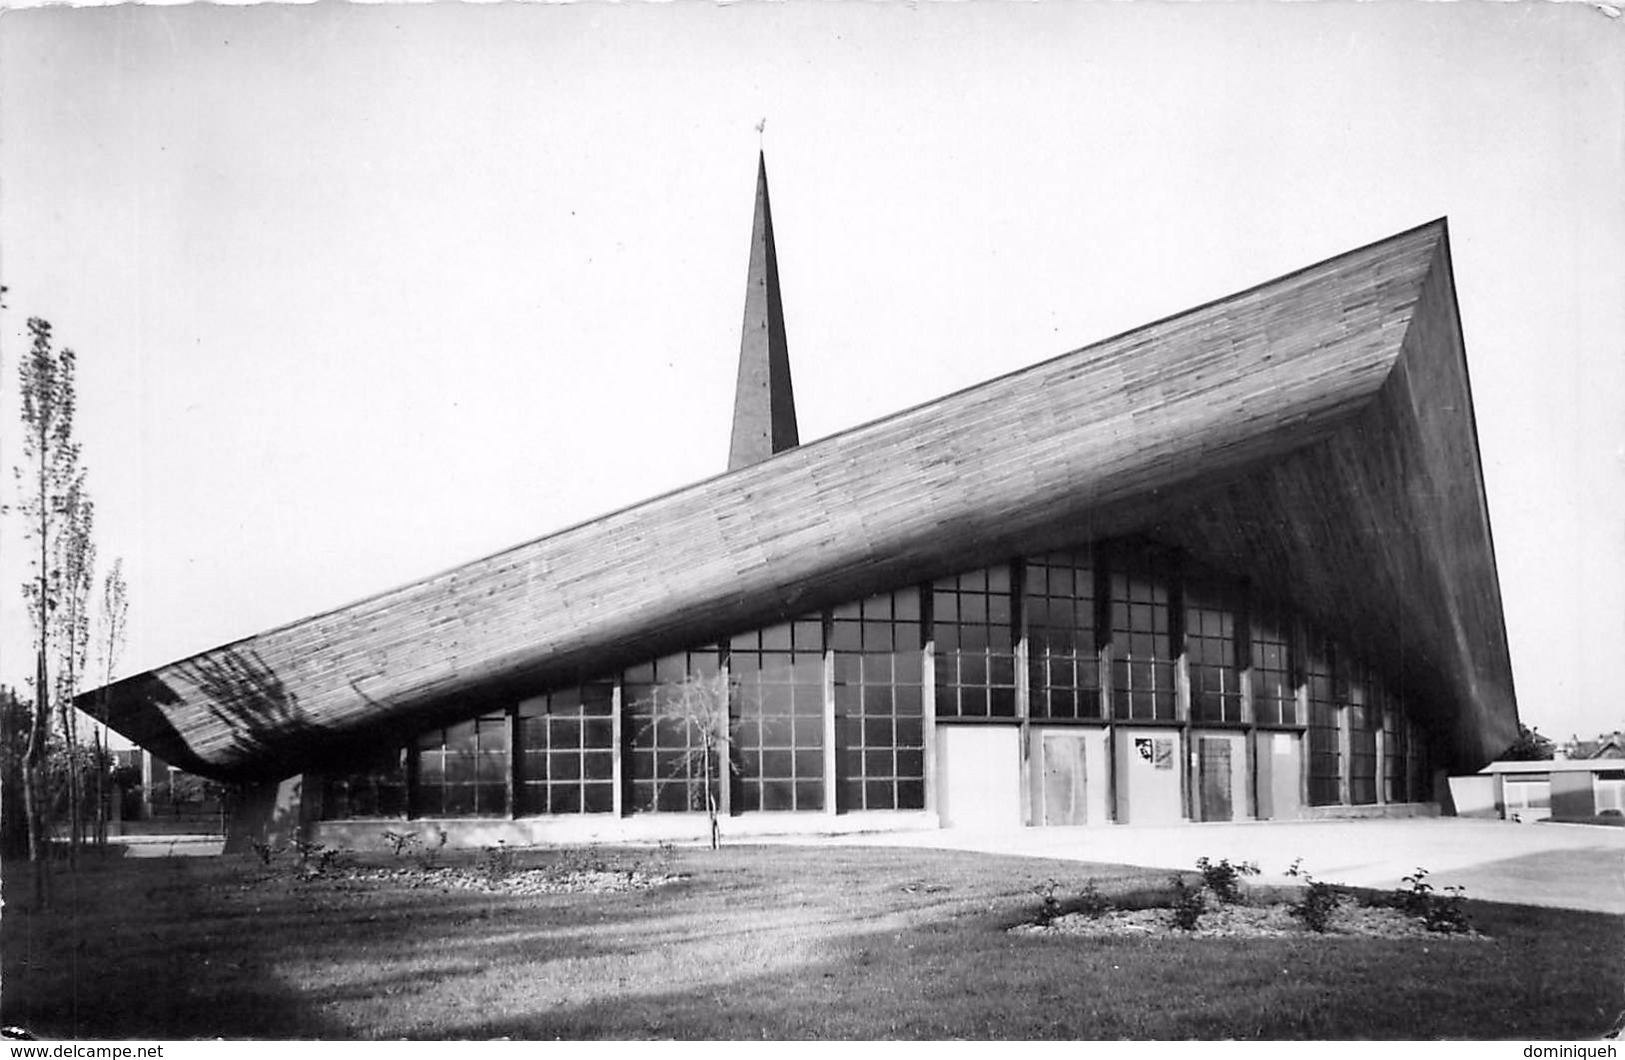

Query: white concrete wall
1116 728 1184 824
937 724 1022 828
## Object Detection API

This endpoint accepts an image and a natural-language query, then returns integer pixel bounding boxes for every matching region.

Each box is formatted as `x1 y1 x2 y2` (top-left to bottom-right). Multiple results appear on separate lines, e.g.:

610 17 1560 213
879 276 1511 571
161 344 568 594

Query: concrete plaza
789 817 1625 914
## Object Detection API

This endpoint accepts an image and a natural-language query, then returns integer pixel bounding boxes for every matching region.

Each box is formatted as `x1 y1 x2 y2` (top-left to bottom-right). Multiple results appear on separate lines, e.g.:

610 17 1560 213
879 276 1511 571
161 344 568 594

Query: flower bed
1013 895 1489 940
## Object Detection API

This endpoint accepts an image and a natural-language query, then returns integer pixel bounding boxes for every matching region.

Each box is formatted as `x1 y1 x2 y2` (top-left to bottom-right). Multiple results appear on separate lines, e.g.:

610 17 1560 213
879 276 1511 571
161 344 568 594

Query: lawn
2 843 1619 1040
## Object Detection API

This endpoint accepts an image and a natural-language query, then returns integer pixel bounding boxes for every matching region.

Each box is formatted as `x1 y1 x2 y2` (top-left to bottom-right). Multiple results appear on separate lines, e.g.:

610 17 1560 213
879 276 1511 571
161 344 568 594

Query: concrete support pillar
611 681 625 818
922 636 938 818
224 773 309 854
822 634 838 816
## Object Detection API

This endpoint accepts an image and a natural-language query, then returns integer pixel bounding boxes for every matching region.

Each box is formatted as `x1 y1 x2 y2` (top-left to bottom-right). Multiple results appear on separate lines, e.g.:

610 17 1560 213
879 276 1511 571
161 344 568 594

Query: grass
3 843 1620 1040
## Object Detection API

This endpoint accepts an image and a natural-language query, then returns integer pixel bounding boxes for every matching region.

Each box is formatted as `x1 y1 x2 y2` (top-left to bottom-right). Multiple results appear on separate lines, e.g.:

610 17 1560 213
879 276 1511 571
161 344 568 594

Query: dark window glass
516 682 615 816
1408 720 1429 804
933 566 1017 719
834 588 926 811
1185 578 1242 724
731 614 825 813
1379 675 1406 802
1251 605 1296 726
413 712 510 817
1348 666 1379 806
1024 552 1101 720
1109 555 1176 721
625 648 723 814
319 748 408 820
1306 640 1341 806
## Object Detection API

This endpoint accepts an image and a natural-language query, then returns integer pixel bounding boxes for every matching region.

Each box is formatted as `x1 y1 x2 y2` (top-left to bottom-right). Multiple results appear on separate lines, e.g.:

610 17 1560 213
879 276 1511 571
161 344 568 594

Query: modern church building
84 157 1520 847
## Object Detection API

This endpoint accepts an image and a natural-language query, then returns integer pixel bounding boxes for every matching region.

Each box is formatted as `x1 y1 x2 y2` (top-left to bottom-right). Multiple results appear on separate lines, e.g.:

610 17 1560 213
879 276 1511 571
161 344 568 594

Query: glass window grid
320 749 407 820
1185 582 1242 724
1379 680 1406 803
624 648 723 813
730 618 826 813
414 712 510 817
1305 644 1342 807
517 683 615 816
1109 569 1177 721
932 566 1017 719
1407 720 1428 804
834 590 926 811
1024 554 1102 720
1347 670 1378 806
315 543 1440 820
1250 608 1297 726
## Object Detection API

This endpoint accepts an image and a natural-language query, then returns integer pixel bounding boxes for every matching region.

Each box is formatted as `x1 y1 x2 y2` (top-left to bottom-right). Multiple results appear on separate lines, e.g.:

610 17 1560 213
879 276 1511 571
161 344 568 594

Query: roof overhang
82 219 1518 781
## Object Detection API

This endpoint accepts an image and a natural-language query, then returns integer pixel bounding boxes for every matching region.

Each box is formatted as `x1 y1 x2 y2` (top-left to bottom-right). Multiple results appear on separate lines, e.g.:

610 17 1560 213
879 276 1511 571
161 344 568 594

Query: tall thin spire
727 151 799 471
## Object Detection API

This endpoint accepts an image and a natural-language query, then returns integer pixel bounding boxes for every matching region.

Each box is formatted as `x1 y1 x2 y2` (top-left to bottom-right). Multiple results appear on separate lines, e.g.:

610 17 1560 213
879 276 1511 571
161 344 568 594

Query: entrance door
1198 737 1234 822
1041 732 1088 825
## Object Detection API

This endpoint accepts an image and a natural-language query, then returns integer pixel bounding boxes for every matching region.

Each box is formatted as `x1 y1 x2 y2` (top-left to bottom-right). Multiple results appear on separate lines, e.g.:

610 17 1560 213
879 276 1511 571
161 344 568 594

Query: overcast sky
1 2 1620 748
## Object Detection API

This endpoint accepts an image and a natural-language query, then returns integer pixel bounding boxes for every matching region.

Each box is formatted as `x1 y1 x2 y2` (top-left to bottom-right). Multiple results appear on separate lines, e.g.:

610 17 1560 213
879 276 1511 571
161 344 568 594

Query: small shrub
1397 868 1472 934
1284 859 1341 933
1168 875 1205 931
1292 878 1341 933
1195 856 1260 904
555 845 610 877
1395 867 1435 916
477 841 519 883
1032 878 1063 926
382 829 420 858
1424 885 1472 934
1076 880 1112 919
292 840 353 878
249 838 278 867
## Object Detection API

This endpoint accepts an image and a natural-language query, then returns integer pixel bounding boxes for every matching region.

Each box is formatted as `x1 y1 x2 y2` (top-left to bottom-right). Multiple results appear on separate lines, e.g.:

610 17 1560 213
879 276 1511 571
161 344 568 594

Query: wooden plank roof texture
82 219 1517 779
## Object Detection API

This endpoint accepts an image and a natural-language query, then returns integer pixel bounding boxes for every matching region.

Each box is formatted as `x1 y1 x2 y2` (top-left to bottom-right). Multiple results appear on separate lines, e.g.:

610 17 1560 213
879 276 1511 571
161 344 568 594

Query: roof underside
84 220 1518 780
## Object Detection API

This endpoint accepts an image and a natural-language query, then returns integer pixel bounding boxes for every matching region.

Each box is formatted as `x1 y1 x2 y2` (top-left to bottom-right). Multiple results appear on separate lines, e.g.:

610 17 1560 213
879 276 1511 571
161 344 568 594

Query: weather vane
756 117 766 148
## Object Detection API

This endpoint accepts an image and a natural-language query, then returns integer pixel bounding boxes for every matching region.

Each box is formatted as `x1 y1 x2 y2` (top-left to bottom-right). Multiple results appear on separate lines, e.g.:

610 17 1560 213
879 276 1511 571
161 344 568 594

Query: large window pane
731 616 825 812
932 566 1017 719
1251 604 1296 726
414 712 509 817
1025 552 1102 721
625 648 724 814
1109 551 1176 721
1306 640 1342 806
1186 578 1242 724
319 748 407 820
835 588 926 811
516 681 616 816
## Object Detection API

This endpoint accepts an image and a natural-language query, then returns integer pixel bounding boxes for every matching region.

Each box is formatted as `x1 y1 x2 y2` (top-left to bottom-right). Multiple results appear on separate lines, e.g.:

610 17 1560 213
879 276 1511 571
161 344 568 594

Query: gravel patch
345 866 686 895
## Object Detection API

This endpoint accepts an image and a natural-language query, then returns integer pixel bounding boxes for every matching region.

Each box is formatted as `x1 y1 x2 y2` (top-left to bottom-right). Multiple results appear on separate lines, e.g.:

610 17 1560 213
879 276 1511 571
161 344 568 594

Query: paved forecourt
790 817 1625 914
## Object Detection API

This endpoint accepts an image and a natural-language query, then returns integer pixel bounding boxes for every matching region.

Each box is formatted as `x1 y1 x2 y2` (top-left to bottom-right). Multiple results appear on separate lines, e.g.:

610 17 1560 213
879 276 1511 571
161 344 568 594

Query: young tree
55 481 94 859
640 670 735 849
14 317 89 895
93 558 129 845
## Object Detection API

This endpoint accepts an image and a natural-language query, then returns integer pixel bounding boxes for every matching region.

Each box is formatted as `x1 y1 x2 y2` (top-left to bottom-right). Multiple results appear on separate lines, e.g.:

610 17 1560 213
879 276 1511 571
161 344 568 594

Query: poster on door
1134 737 1175 770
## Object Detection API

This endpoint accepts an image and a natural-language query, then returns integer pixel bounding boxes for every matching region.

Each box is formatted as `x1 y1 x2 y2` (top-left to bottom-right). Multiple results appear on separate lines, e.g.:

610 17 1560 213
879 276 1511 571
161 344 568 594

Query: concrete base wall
314 809 939 853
